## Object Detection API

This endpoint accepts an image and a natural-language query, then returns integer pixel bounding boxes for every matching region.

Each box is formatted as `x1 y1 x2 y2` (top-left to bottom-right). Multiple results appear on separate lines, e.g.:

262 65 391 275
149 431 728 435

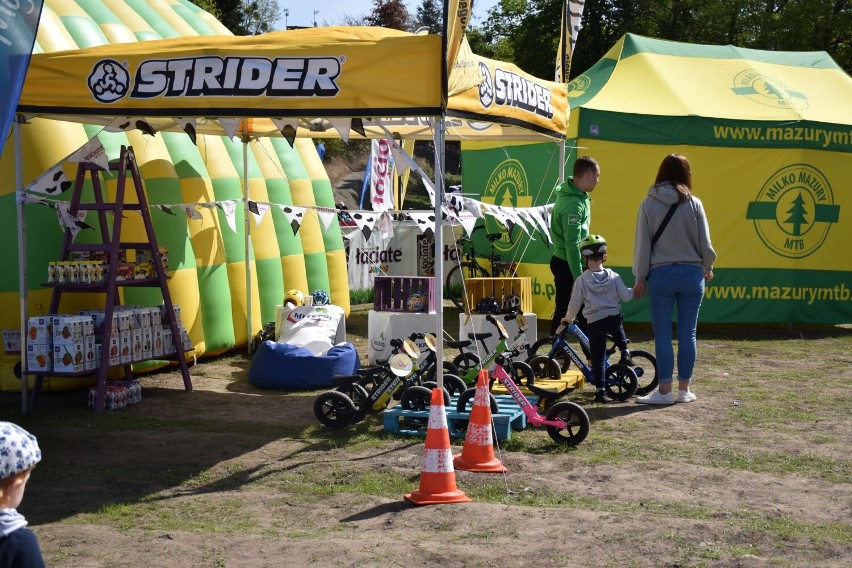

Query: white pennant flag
349 210 378 241
420 175 436 207
317 207 336 232
68 138 109 170
26 164 71 195
250 201 270 226
326 117 352 143
501 205 530 237
514 209 536 239
219 200 238 233
484 204 510 230
407 211 437 234
377 212 395 239
219 118 242 140
105 116 156 136
55 202 90 241
182 205 203 220
457 208 478 236
279 204 305 235
465 198 483 219
530 205 552 244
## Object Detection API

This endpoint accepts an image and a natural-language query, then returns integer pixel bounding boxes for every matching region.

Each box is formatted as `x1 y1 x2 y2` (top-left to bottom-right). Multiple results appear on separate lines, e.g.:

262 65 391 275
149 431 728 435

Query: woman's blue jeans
647 264 705 385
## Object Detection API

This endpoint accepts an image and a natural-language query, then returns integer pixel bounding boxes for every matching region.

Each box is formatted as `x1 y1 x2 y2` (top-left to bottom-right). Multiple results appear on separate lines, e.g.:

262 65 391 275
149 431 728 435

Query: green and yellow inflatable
0 0 351 389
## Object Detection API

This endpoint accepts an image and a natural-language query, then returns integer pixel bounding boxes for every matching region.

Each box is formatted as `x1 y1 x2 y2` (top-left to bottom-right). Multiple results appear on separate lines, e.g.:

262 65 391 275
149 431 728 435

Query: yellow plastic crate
465 277 532 314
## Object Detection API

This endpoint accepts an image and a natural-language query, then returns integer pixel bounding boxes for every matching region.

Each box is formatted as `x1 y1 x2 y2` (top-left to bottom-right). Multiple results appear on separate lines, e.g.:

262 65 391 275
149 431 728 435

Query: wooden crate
373 276 436 313
465 277 532 314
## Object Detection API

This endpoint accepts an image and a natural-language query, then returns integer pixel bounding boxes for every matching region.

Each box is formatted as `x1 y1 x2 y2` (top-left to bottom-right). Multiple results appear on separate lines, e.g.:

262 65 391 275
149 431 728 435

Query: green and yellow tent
464 33 851 324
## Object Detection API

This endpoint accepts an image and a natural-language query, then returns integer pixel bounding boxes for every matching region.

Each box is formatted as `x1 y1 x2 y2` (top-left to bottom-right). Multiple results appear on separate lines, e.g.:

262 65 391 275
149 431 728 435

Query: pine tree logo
482 158 531 252
746 164 839 258
732 69 809 110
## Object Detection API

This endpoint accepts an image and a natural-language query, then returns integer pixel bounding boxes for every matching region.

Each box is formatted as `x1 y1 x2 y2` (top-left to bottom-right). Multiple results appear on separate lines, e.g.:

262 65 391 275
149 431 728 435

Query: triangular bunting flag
156 204 177 216
376 212 394 239
105 117 156 136
349 210 377 241
175 118 197 145
419 175 436 207
219 117 242 140
219 200 238 233
457 209 478 236
26 165 72 195
55 202 93 240
182 205 203 220
317 207 336 232
279 205 305 235
326 117 352 143
250 202 270 226
351 118 366 138
465 198 484 219
271 118 298 147
68 138 109 170
407 211 436 234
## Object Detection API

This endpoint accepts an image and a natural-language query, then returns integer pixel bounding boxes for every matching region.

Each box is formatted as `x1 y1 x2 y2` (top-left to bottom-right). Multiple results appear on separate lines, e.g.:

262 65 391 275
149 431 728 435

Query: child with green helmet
561 234 635 403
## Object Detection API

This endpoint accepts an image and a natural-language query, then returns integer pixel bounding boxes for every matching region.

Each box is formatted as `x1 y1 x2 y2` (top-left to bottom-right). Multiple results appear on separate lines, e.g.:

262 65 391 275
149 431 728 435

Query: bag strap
651 203 679 247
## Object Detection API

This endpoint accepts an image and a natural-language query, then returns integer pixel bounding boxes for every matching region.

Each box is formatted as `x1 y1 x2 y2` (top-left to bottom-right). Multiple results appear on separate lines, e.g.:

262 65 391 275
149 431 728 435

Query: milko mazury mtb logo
88 56 343 103
746 164 839 259
482 158 531 252
731 69 808 110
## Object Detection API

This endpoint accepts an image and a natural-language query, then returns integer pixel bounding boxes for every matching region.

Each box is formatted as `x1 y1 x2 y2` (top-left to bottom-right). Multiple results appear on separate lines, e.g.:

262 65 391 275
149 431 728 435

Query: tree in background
242 0 282 35
469 0 850 79
414 0 443 33
366 0 410 31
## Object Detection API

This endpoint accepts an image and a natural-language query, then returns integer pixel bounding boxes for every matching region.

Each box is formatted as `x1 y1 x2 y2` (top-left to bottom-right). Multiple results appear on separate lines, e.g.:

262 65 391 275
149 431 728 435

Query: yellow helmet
283 289 305 307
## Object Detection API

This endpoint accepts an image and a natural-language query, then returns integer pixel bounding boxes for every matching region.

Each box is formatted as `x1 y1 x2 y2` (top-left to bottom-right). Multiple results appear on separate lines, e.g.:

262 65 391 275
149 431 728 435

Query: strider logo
478 62 554 119
89 56 343 102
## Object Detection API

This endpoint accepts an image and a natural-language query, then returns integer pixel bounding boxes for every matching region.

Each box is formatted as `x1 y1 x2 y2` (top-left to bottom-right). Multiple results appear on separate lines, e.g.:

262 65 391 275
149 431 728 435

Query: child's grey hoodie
565 268 633 324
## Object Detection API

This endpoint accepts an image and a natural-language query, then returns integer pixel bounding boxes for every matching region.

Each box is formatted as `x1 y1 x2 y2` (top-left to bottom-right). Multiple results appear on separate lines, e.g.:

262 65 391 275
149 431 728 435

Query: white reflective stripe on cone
465 422 492 445
422 448 455 473
428 408 448 430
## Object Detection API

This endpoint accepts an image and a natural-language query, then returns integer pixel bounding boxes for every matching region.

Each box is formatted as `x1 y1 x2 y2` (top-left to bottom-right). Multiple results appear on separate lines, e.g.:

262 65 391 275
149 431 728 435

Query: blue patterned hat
0 422 41 481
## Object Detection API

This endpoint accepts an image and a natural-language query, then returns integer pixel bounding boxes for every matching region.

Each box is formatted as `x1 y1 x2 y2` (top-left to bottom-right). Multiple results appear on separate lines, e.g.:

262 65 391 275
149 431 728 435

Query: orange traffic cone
454 370 507 473
404 388 472 505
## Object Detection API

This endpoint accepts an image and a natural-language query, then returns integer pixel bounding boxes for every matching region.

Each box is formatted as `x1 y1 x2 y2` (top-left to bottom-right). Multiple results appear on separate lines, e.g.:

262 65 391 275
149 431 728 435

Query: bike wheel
440 373 468 397
401 384 450 410
545 401 590 446
527 355 560 381
421 360 460 384
455 387 499 414
628 350 658 396
337 382 370 424
529 337 573 372
313 391 356 429
604 363 638 401
509 360 535 387
452 352 481 379
446 262 489 310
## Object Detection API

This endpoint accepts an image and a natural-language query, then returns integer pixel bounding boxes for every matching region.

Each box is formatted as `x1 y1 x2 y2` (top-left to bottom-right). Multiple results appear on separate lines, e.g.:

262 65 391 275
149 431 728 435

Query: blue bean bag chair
248 340 360 390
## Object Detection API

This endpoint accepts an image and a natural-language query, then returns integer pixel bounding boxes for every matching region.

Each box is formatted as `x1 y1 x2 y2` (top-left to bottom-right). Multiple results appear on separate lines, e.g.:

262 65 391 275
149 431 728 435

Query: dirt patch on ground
2 310 850 567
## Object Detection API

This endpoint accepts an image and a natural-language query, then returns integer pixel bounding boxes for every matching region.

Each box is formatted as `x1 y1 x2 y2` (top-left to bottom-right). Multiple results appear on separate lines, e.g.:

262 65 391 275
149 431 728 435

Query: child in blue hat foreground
0 422 45 568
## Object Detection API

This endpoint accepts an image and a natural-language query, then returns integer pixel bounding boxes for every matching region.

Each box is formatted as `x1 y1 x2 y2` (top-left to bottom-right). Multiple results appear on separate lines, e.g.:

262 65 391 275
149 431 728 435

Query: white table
367 310 439 364
457 312 537 366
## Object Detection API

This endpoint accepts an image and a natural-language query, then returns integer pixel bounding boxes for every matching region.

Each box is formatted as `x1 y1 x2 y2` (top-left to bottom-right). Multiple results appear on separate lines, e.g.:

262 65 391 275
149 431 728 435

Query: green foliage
414 0 442 33
469 0 851 79
366 0 410 30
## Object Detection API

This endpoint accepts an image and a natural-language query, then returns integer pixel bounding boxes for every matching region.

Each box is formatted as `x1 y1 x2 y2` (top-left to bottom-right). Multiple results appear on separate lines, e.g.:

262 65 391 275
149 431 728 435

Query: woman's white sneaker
636 389 675 405
677 389 697 403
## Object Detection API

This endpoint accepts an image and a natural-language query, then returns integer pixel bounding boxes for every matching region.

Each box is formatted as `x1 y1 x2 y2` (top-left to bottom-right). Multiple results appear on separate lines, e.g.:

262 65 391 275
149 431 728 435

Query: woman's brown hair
655 153 692 203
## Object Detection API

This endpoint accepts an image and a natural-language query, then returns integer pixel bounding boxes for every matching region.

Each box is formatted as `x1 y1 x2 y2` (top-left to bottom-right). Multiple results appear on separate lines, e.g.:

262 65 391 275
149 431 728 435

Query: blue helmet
476 297 500 314
311 289 330 306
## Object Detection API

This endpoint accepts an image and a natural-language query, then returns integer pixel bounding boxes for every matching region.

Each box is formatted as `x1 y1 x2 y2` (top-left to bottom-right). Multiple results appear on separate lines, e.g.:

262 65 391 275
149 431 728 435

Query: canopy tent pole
15 117 29 414
434 118 446 390
242 135 253 354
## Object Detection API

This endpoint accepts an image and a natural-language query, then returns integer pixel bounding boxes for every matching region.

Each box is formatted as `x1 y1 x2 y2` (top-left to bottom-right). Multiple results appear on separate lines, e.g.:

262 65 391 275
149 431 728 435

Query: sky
275 1 500 30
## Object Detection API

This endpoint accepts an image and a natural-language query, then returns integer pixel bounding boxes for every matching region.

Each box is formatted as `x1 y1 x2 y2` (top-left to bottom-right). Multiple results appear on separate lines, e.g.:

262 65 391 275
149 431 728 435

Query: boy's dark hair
573 156 599 178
